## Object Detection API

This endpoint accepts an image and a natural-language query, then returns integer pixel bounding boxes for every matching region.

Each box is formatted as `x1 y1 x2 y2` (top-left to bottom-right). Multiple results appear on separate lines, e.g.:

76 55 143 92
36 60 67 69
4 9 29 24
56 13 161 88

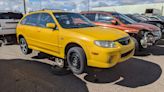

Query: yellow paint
16 10 135 68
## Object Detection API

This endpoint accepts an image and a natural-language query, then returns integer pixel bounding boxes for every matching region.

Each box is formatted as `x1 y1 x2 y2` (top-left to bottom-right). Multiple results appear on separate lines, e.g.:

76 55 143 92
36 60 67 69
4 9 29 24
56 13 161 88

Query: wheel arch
64 41 89 61
17 34 24 44
65 42 83 56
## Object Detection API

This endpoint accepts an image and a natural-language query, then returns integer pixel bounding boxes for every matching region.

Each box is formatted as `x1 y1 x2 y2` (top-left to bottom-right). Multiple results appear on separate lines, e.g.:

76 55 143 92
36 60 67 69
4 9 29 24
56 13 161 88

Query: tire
0 40 3 47
0 42 2 47
67 47 87 74
131 37 140 53
19 37 32 55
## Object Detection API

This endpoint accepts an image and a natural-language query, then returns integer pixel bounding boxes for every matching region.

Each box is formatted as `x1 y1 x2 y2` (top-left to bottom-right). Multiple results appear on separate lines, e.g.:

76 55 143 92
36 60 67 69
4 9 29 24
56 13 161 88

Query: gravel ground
0 39 164 92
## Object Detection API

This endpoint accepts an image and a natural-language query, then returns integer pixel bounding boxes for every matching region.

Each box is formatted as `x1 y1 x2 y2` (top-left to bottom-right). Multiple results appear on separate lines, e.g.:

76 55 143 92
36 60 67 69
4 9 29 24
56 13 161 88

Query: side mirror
111 20 117 25
46 23 56 29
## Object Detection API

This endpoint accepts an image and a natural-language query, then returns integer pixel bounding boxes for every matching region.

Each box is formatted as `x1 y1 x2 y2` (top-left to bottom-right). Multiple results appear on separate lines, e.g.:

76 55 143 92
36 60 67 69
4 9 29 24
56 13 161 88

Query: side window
83 13 96 21
20 16 30 25
96 14 114 23
21 14 40 26
38 13 55 28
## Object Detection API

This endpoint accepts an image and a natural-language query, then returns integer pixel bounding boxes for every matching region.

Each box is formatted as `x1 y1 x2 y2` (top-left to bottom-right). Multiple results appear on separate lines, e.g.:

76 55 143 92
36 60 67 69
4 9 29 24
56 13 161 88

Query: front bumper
87 38 135 68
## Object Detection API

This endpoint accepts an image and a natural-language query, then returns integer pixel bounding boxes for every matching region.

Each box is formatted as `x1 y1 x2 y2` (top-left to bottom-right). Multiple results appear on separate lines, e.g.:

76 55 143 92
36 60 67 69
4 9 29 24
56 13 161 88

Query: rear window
0 12 23 19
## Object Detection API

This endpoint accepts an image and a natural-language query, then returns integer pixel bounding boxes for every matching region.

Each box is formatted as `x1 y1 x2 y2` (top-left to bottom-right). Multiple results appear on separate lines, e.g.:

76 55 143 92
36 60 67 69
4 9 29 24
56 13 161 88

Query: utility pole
39 0 42 10
162 6 164 16
88 0 90 11
23 0 27 14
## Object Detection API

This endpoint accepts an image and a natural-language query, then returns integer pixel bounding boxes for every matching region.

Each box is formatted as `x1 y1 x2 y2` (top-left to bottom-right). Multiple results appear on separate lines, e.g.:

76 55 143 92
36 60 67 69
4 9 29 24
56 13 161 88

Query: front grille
121 49 133 58
117 37 130 45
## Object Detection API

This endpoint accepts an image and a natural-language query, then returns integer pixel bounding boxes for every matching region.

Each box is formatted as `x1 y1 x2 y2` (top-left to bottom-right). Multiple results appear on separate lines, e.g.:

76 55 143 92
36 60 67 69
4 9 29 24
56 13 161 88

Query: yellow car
16 10 135 74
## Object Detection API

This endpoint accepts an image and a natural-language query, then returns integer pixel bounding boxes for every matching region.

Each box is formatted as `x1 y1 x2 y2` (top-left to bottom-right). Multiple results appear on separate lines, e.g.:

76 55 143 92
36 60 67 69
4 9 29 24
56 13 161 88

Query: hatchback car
81 11 161 52
17 10 135 74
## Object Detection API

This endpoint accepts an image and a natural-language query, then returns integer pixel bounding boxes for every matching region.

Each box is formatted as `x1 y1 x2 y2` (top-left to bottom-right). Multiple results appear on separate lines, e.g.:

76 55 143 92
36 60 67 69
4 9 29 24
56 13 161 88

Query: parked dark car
126 14 164 33
149 16 164 22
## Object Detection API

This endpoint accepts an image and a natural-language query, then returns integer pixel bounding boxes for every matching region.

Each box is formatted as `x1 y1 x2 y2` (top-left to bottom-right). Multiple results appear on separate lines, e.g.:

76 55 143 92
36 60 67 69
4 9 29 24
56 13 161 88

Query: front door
37 13 59 54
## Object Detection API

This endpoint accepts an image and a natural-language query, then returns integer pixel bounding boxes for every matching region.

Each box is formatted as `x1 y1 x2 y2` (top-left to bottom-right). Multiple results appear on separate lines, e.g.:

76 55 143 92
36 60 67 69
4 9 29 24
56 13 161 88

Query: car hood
127 23 160 31
65 26 129 41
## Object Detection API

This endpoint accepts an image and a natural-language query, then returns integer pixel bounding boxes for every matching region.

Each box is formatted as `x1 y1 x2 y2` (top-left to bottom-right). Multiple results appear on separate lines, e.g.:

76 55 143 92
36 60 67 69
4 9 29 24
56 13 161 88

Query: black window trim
20 13 56 29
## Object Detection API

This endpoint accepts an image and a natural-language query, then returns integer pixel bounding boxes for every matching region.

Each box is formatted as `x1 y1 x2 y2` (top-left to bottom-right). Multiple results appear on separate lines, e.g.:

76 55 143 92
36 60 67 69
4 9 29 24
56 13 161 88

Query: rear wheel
19 37 32 55
67 47 87 74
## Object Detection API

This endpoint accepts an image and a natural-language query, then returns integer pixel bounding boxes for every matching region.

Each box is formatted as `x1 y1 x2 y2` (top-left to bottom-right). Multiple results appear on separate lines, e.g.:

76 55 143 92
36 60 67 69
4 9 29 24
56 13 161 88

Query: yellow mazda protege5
16 10 135 74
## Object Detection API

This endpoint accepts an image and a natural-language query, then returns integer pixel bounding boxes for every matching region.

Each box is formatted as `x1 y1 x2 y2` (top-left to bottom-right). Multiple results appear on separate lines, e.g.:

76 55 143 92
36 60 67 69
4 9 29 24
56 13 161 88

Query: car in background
17 10 135 74
0 12 23 46
149 16 164 22
81 11 161 52
126 14 164 33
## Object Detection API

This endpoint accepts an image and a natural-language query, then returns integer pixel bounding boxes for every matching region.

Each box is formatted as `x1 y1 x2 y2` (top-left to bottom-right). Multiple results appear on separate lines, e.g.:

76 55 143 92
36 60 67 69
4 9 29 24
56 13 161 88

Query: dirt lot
0 39 164 92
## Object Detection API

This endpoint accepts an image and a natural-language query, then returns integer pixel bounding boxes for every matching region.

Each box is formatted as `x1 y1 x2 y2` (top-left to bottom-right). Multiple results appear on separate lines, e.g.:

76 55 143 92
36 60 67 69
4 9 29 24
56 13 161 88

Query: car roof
81 11 116 14
28 9 74 15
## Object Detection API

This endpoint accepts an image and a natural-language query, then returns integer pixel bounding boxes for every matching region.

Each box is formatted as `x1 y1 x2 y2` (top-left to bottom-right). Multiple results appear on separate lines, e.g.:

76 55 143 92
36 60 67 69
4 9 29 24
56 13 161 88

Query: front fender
60 39 91 60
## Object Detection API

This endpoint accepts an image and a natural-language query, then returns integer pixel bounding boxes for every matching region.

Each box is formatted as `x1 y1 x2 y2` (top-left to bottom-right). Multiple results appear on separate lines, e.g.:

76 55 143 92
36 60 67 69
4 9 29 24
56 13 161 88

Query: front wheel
19 37 32 55
67 47 87 74
131 37 141 53
0 40 2 47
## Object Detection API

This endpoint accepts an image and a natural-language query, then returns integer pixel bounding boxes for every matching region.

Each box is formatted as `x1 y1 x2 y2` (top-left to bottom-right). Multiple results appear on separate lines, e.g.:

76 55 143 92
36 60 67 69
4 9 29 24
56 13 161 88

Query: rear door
19 13 41 47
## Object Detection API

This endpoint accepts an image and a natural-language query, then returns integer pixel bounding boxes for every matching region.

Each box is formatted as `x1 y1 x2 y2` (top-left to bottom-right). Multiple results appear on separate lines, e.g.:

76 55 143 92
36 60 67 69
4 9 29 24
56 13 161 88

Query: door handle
60 37 64 40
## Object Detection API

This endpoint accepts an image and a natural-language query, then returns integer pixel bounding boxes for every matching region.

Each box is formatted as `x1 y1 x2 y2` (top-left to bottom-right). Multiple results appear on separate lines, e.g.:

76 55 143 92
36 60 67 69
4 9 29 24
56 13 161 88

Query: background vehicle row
81 11 162 52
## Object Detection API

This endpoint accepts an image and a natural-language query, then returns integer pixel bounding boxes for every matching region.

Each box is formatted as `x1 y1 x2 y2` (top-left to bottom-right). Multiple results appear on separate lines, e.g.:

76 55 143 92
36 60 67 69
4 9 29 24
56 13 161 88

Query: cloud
0 0 163 13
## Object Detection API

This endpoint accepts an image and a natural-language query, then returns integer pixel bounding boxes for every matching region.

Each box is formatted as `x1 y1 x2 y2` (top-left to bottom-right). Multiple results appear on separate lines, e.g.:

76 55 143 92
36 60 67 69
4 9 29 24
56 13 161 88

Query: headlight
124 30 130 32
94 40 116 48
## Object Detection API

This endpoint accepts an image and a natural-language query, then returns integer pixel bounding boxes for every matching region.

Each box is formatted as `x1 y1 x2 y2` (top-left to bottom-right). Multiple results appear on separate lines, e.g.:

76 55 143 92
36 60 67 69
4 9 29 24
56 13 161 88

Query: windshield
132 15 149 22
54 13 95 28
126 15 142 22
159 16 164 21
112 13 137 24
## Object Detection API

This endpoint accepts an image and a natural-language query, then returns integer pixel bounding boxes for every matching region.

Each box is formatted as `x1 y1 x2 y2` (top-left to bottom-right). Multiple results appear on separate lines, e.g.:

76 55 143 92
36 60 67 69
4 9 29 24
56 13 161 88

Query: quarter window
21 14 40 26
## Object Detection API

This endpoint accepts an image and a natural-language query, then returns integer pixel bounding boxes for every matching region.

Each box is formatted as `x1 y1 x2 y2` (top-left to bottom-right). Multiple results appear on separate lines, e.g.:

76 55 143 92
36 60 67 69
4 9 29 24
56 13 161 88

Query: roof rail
29 9 65 13
41 8 65 11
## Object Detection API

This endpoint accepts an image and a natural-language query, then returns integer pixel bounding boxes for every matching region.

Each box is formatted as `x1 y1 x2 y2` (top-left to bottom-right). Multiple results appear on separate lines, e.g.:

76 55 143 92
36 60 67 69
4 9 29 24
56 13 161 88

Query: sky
0 0 163 13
